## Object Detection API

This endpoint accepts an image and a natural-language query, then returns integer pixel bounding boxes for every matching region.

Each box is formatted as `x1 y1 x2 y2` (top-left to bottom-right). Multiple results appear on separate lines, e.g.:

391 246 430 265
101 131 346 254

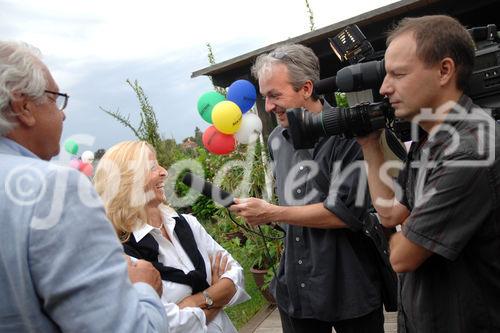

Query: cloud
57 46 221 151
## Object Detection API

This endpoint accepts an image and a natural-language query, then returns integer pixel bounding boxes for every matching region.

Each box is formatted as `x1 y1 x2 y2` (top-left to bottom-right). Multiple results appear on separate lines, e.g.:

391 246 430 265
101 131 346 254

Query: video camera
287 24 500 150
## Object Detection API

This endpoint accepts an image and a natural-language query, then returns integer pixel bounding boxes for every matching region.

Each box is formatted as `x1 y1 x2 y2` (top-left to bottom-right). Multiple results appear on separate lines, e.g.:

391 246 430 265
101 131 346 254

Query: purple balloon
227 80 257 113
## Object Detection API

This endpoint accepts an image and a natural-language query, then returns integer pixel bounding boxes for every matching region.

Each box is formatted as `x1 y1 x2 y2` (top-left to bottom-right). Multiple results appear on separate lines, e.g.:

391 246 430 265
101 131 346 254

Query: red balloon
202 126 236 155
80 162 94 177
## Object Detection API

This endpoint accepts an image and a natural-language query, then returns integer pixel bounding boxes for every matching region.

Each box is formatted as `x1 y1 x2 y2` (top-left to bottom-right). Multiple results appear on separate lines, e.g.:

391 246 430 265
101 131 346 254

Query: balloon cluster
64 139 94 177
197 80 263 155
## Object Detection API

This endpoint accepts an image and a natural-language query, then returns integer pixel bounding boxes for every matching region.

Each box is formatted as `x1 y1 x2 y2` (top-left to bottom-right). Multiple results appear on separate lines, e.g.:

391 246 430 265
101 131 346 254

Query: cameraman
229 44 385 333
358 15 500 331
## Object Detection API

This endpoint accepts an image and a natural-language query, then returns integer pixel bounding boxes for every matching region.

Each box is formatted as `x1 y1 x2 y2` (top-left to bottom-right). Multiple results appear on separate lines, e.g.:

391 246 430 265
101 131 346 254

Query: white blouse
132 209 250 333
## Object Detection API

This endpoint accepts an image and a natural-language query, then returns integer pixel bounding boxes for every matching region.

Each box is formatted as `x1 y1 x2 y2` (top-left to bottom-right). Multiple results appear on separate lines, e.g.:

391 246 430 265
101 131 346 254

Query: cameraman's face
380 33 441 121
259 63 306 128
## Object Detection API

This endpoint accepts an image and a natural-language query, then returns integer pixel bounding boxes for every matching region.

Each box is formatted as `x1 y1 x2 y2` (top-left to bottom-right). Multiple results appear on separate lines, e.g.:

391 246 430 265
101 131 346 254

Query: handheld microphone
181 172 235 208
182 173 286 238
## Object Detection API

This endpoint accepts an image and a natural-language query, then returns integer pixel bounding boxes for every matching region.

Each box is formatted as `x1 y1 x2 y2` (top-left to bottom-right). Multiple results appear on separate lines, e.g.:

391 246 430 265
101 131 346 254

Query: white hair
0 41 47 136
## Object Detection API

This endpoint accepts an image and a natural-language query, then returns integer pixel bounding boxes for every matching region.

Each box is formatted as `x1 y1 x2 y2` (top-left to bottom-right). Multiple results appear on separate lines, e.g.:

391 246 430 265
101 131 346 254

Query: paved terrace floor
239 305 397 333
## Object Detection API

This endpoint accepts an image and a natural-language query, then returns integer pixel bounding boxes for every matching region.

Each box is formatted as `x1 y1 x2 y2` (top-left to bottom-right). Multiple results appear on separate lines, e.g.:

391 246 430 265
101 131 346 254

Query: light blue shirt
0 137 168 332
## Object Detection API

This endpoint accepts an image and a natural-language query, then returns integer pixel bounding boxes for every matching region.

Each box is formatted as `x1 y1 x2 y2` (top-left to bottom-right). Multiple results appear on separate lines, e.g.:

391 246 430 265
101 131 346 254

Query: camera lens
286 100 393 149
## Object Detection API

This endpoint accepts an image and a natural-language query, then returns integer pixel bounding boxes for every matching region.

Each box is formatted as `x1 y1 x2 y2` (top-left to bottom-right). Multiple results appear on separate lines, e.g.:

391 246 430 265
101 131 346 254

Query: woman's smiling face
144 149 167 206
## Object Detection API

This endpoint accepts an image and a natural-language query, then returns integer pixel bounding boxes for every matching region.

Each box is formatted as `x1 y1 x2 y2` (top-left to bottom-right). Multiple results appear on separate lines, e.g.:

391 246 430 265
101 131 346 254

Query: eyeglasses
44 90 69 111
269 51 299 66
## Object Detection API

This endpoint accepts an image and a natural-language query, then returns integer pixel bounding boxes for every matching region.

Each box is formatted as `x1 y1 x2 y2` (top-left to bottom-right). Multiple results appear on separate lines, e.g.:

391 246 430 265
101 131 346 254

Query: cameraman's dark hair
387 15 475 91
251 44 320 100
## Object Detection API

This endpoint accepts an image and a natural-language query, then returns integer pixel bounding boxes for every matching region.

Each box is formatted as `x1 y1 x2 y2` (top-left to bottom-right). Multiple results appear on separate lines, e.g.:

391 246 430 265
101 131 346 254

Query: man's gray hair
0 41 47 136
251 44 320 92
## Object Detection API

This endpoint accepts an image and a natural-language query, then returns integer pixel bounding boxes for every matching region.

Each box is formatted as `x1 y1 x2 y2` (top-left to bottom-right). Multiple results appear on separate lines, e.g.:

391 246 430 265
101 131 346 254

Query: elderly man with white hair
0 41 168 332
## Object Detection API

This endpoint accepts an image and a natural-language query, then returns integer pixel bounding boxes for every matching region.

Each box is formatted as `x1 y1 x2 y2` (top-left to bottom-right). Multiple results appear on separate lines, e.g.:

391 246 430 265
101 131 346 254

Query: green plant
199 140 282 270
215 210 242 233
244 227 283 270
263 263 278 289
206 42 226 96
335 92 349 107
101 79 173 167
304 0 316 31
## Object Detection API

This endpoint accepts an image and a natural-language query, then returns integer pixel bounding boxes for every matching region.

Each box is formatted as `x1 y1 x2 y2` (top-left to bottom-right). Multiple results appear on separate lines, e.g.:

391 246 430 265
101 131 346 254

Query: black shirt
397 95 500 332
268 126 382 322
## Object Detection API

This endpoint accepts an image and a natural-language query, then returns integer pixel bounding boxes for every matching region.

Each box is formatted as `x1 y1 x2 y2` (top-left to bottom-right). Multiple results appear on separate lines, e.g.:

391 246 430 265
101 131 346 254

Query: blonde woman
94 141 250 333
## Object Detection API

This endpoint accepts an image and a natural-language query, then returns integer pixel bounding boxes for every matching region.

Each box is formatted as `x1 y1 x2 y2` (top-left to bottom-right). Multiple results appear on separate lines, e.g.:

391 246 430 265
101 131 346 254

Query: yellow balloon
211 101 243 134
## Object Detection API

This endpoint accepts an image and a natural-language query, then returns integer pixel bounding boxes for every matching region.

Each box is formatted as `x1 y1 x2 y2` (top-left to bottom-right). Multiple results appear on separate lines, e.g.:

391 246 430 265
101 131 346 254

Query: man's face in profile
18 65 66 161
379 32 442 121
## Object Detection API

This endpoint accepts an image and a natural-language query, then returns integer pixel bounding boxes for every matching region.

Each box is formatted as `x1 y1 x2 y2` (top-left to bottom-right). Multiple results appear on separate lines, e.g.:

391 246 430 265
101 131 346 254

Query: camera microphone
313 59 385 95
313 75 337 96
181 172 235 208
336 59 385 92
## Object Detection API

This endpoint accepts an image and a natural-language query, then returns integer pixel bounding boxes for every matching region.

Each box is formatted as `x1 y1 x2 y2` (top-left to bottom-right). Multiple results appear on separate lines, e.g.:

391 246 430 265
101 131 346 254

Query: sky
0 0 398 155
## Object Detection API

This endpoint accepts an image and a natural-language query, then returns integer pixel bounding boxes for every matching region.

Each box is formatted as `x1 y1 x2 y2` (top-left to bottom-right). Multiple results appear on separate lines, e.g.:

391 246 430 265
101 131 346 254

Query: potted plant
245 228 283 304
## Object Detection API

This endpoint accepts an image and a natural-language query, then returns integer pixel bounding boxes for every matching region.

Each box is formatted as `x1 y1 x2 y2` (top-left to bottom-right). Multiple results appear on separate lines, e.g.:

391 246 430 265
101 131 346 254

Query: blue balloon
227 79 257 113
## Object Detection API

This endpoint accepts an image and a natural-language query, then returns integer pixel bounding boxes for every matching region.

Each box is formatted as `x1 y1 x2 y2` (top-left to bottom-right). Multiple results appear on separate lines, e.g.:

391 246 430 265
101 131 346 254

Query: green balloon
197 91 225 123
64 139 79 155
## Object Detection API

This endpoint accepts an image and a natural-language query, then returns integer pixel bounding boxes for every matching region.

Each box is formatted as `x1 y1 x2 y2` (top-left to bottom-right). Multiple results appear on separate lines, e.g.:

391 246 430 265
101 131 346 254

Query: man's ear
302 80 314 99
9 96 36 127
439 57 456 87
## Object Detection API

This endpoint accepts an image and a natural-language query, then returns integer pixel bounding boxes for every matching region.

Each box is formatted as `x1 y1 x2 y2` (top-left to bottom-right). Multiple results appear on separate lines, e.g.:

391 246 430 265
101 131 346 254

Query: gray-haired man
0 41 168 332
230 44 386 333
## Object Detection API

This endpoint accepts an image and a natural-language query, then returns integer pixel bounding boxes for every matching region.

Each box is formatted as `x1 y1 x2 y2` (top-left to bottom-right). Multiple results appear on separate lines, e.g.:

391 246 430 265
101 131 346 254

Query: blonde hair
94 140 161 242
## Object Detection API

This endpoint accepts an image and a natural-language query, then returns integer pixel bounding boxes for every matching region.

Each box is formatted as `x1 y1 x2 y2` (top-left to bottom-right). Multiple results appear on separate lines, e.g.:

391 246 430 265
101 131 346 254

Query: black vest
123 213 209 294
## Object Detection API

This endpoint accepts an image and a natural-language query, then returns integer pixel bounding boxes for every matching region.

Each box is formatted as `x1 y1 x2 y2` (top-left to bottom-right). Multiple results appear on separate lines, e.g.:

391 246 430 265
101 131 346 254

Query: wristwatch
202 290 214 309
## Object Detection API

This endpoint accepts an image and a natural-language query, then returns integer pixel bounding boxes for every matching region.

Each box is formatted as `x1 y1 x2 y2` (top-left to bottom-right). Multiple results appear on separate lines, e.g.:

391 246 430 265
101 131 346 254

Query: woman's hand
203 307 222 323
177 252 233 310
177 296 224 323
210 252 230 285
177 293 204 309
